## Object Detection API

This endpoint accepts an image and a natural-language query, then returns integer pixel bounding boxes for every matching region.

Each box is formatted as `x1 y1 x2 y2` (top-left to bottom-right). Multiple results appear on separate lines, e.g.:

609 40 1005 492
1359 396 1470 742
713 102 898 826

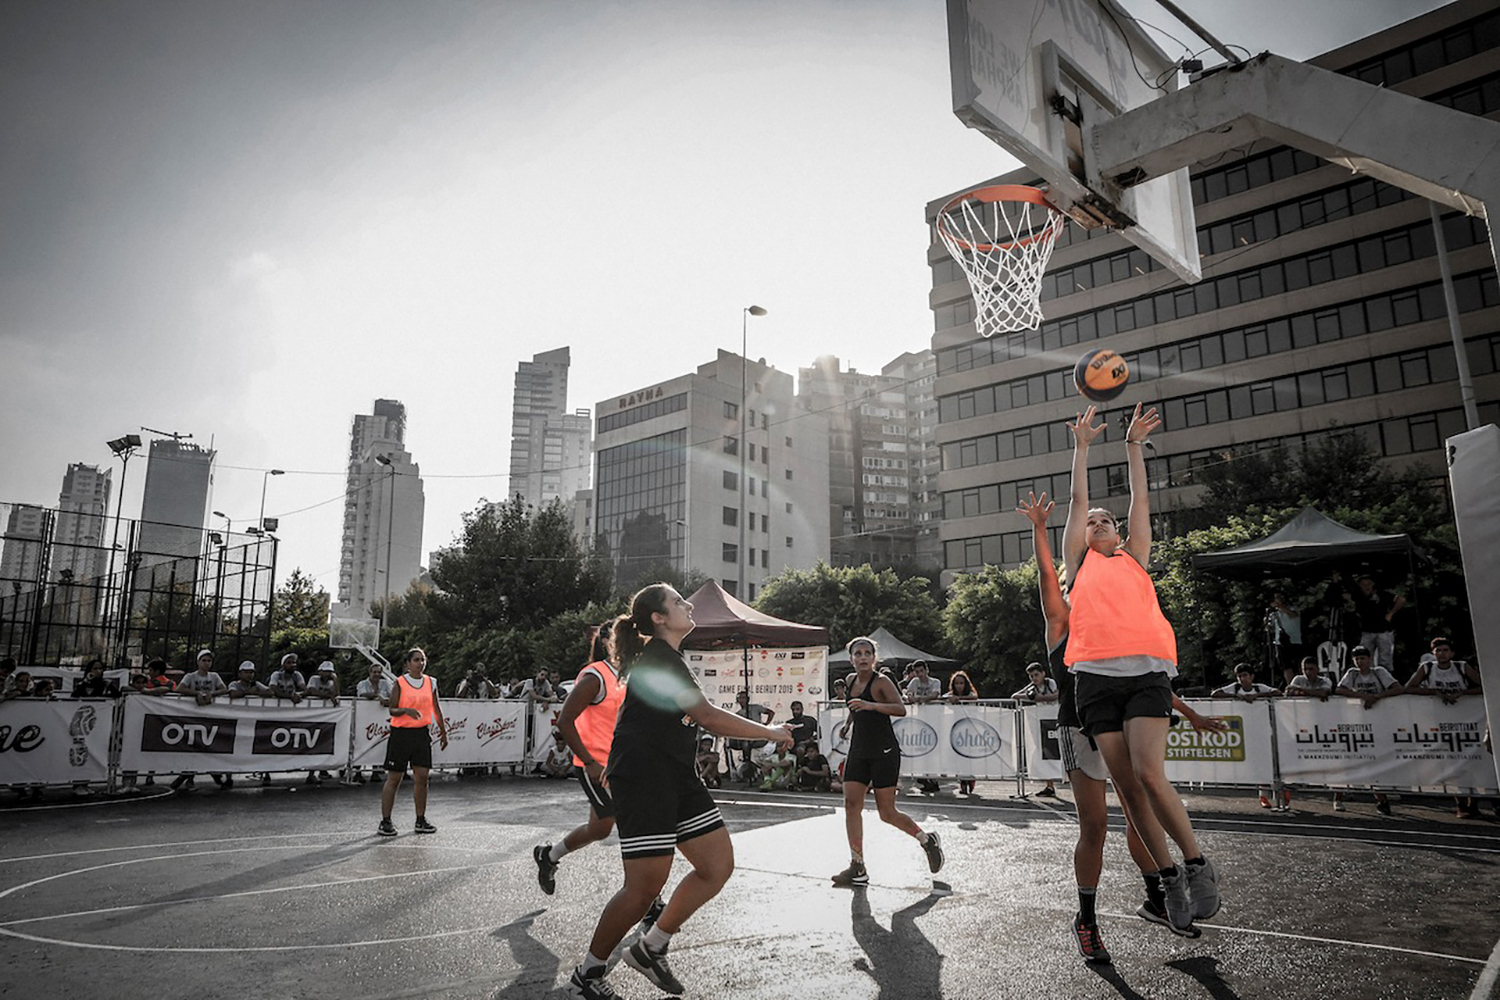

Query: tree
756 563 945 653
941 561 1048 695
272 568 330 631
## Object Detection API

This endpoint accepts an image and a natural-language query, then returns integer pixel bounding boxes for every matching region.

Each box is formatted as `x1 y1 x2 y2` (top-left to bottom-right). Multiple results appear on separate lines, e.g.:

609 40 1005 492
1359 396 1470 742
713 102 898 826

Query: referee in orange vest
379 647 449 837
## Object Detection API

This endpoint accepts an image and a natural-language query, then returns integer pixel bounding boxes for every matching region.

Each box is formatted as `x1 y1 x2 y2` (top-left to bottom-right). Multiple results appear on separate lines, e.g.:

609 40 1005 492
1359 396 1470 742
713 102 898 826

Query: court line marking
1471 934 1500 999
1176 916 1488 967
0 826 513 866
0 788 174 811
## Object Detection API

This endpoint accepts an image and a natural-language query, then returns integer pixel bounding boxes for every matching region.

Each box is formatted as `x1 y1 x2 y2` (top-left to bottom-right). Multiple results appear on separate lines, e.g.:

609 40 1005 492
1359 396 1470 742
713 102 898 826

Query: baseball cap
197 649 214 660
281 653 298 665
237 661 256 673
1351 645 1372 657
317 661 336 673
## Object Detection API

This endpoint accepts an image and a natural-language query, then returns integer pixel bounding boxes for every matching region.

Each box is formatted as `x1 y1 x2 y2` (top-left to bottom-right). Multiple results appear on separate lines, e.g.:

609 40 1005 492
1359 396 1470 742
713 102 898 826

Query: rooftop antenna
140 427 193 441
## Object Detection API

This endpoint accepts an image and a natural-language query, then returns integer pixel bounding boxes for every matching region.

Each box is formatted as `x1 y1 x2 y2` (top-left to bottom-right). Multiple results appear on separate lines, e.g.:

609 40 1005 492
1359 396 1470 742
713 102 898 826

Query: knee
876 802 902 824
1077 818 1108 851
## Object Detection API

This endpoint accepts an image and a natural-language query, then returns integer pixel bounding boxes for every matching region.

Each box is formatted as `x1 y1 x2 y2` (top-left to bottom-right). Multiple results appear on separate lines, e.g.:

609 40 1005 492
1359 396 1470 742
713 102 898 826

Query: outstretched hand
1068 405 1106 446
1125 402 1162 445
1016 491 1054 526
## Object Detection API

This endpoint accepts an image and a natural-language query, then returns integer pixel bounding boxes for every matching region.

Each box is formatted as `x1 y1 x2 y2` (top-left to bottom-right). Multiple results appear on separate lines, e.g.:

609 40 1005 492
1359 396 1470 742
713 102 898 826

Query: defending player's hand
1016 490 1054 525
770 723 796 749
1125 402 1162 445
1068 405 1106 446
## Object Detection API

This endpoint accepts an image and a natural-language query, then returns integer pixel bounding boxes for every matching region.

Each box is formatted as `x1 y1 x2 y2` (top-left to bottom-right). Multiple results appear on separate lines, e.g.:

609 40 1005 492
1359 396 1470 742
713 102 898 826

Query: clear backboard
947 0 1201 284
328 616 381 650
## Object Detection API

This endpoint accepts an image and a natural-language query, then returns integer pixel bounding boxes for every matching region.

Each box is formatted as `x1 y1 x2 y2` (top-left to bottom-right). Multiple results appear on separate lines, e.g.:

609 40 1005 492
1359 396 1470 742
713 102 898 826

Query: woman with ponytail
565 584 794 1000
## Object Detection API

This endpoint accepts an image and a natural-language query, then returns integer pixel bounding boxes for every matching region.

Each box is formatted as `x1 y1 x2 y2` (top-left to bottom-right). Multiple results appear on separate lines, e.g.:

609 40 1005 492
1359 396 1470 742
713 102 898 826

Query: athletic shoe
534 844 559 895
261 774 272 787
922 832 945 874
1258 794 1272 809
625 941 684 995
414 817 437 834
1073 914 1112 965
1376 799 1392 816
1186 858 1220 920
1037 786 1057 798
1160 868 1194 932
831 861 869 887
1333 799 1346 812
567 965 619 999
377 818 397 837
1136 898 1202 939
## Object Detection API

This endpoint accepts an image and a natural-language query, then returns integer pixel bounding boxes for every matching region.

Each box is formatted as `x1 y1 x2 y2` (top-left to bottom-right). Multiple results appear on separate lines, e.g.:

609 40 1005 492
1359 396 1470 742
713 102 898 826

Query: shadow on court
849 886 945 998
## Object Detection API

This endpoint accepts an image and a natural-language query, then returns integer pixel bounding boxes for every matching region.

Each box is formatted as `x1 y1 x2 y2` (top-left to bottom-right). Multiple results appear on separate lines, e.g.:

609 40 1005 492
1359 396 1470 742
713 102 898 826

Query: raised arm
1062 406 1105 581
1018 491 1066 648
1122 403 1162 568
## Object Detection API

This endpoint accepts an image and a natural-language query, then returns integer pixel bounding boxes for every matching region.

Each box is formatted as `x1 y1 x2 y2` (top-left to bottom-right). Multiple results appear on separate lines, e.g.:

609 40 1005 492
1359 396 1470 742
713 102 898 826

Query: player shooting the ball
1061 402 1219 935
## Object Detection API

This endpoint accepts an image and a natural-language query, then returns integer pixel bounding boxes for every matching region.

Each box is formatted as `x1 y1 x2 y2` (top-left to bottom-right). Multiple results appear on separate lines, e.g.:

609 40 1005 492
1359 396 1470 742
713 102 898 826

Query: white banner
531 702 564 764
119 697 348 773
1276 697 1497 793
350 699 527 768
686 647 829 728
1022 704 1064 782
817 702 1020 780
0 698 113 785
22 668 131 695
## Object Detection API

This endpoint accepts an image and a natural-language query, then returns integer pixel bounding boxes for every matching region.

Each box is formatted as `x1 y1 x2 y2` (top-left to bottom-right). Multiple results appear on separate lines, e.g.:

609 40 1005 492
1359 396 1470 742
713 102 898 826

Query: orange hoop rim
935 184 1066 252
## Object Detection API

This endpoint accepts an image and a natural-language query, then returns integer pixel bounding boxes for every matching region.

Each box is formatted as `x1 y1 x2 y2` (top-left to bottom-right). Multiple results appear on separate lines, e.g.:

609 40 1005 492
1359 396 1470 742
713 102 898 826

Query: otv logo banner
817 702 1020 779
0 698 113 785
121 698 348 773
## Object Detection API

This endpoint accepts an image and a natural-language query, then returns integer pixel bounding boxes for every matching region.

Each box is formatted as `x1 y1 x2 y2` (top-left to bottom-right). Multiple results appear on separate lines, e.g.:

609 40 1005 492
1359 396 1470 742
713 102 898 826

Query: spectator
72 660 120 698
172 650 230 792
0 657 15 694
795 742 832 792
1269 591 1304 680
541 731 574 778
784 700 819 749
519 670 555 705
356 664 392 705
267 654 306 703
903 661 942 705
456 667 495 699
727 688 774 781
1011 663 1059 704
1285 656 1332 700
695 736 722 789
1406 637 1481 705
831 677 848 702
946 671 979 703
306 662 341 703
139 658 175 696
1279 664 1299 692
757 741 796 790
31 677 57 699
2 671 33 701
227 662 271 699
1212 664 1279 702
548 668 564 695
1343 574 1406 674
1335 646 1402 708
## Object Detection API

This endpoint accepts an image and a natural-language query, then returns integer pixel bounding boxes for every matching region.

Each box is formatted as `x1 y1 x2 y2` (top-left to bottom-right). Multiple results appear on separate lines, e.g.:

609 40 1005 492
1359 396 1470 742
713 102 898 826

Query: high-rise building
52 463 112 585
0 504 45 592
927 0 1500 582
509 347 592 512
338 400 426 616
593 350 830 600
137 439 215 571
882 350 943 569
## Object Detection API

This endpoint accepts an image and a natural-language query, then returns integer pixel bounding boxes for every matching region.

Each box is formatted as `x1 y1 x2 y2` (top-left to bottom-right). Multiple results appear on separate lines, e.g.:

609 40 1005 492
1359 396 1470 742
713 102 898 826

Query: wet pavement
1 775 1497 999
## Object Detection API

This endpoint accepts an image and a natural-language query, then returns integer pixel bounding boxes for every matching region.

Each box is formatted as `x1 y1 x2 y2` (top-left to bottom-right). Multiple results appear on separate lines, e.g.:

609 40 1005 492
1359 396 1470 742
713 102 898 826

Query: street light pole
258 469 285 531
739 305 767 604
375 455 396 627
104 434 141 665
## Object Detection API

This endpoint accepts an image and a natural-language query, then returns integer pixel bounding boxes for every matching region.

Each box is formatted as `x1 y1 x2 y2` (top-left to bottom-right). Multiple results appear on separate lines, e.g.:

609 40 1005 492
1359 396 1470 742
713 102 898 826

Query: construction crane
140 427 193 441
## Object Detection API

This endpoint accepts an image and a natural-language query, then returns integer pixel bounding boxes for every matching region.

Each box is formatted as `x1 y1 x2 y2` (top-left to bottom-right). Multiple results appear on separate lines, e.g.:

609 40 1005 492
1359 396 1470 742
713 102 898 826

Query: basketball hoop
934 184 1068 337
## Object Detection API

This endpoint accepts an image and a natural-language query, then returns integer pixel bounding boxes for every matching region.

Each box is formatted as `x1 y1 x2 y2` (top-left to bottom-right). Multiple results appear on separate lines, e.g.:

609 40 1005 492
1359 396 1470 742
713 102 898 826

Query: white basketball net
935 186 1067 337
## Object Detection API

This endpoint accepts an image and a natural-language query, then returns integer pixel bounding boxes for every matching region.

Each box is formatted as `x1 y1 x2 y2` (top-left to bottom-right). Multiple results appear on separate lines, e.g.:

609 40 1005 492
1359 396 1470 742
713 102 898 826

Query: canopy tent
680 580 828 650
1192 507 1416 580
826 626 962 670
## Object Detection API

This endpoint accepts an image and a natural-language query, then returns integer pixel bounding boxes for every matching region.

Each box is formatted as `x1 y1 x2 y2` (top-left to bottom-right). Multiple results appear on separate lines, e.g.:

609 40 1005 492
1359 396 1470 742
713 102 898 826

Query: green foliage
756 563 945 653
272 568 330 631
941 561 1047 695
268 626 332 668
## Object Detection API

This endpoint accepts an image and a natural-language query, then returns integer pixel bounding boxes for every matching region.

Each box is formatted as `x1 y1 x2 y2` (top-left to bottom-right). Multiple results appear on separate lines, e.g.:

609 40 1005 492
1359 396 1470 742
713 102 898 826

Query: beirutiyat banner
119 697 347 773
351 699 527 767
685 647 828 729
817 702 1021 780
1276 696 1496 792
0 698 113 785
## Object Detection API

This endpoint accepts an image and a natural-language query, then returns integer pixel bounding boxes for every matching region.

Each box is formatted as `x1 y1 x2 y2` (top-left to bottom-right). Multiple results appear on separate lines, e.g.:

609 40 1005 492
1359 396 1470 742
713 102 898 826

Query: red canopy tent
680 580 828 649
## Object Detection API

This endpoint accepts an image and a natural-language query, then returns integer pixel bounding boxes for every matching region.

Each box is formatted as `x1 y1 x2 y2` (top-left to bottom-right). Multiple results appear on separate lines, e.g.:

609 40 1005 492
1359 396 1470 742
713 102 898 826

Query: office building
509 347 592 512
338 400 426 616
928 0 1500 582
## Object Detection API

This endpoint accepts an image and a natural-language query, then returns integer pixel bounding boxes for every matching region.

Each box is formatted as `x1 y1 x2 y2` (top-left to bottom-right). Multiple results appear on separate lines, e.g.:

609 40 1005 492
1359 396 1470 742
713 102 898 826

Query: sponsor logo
704 669 717 676
69 705 96 768
1168 716 1246 762
950 716 1002 759
1039 718 1061 761
791 651 805 659
253 720 337 755
807 686 822 696
1291 720 1371 757
893 718 938 758
477 717 519 746
0 724 44 754
775 666 784 677
1393 719 1485 757
774 652 787 660
758 668 769 677
364 720 392 743
689 654 703 661
141 714 236 754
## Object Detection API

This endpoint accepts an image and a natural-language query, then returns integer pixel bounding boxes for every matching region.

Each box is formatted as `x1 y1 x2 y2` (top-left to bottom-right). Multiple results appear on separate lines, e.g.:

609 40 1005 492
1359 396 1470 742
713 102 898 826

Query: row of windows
937 269 1500 424
723 471 772 498
1190 147 1324 208
941 332 1500 472
943 404 1500 571
1430 70 1500 117
722 544 771 569
598 393 687 434
937 212 1490 375
596 430 685 521
1344 8 1500 87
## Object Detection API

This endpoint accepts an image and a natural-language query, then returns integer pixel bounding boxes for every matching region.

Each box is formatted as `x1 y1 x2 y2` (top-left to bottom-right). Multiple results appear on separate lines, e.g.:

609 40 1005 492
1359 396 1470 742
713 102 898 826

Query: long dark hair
589 620 615 664
949 670 977 697
402 647 426 668
610 584 674 677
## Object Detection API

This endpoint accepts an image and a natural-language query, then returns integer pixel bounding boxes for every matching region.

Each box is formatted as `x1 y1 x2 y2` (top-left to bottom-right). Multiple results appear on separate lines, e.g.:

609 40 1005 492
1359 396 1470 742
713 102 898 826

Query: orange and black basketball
1073 348 1130 402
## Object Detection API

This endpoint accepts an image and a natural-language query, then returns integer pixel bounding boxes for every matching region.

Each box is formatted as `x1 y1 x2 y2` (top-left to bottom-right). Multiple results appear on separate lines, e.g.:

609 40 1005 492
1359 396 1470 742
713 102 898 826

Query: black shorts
843 747 901 789
1074 671 1173 738
609 765 724 860
576 766 616 819
384 727 432 771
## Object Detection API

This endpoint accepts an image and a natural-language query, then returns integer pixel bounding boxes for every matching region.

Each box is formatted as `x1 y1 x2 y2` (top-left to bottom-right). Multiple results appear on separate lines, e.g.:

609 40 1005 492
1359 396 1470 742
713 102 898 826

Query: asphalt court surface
1 778 1498 999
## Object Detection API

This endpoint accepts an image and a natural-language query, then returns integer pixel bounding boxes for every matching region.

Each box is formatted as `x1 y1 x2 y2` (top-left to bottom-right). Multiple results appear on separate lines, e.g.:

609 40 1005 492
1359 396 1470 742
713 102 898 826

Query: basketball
1073 349 1130 402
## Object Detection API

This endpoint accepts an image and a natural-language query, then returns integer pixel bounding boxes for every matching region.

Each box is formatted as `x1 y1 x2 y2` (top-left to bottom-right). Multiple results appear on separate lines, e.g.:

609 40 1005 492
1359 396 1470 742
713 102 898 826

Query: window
785 536 794 548
723 507 737 526
722 543 738 563
723 436 738 456
785 469 793 480
785 502 793 513
724 401 738 419
785 436 793 447
761 549 769 568
749 476 756 494
723 579 738 597
748 443 756 461
762 479 769 497
748 409 756 425
748 583 757 601
748 512 756 531
723 471 737 490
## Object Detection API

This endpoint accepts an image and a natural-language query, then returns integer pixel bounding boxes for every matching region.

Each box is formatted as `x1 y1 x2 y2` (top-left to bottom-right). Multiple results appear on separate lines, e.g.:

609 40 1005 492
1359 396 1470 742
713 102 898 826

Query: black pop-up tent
680 580 828 649
1191 506 1416 579
825 626 962 671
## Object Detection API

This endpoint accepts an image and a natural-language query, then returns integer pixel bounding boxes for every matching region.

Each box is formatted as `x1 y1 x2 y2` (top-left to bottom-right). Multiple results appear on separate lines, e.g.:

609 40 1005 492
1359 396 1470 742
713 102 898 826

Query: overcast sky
0 0 1448 595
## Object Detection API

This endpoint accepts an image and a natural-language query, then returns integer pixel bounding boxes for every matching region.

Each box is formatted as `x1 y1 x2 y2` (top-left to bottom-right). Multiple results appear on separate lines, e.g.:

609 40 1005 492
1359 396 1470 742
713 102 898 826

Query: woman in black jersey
830 635 944 887
565 584 794 1000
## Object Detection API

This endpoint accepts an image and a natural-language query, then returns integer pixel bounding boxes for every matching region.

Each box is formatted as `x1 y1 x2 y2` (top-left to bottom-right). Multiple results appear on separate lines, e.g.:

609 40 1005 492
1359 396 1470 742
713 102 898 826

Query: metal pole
105 450 131 664
1145 0 1242 66
1429 202 1481 430
739 309 748 604
384 466 395 627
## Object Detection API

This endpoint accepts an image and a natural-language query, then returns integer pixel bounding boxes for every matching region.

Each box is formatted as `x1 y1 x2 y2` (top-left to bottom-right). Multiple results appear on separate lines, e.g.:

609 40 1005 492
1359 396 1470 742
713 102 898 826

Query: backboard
328 615 380 651
947 0 1201 284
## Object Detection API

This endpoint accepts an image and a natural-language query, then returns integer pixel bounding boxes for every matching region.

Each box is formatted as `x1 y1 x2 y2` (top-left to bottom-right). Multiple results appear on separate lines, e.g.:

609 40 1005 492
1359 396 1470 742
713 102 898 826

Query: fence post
1267 698 1286 807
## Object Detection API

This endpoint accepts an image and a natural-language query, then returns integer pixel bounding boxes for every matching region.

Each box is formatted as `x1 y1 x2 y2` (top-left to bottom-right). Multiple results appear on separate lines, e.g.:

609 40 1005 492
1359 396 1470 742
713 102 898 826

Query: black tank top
1050 633 1081 729
845 673 900 758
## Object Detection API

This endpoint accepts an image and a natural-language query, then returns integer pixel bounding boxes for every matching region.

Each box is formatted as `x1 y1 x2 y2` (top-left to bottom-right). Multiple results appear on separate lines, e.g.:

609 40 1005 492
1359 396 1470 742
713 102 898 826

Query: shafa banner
1276 697 1496 792
685 647 828 727
817 702 1020 780
351 699 527 768
119 697 348 773
0 698 113 785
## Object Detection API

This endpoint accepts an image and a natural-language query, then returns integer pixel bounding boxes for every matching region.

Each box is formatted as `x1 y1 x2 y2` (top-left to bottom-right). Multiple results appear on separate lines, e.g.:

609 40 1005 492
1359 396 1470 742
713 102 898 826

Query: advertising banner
350 699 527 768
531 702 565 765
1022 705 1064 782
119 697 348 773
1276 697 1497 793
23 668 131 695
817 702 1020 780
0 698 113 785
686 647 828 729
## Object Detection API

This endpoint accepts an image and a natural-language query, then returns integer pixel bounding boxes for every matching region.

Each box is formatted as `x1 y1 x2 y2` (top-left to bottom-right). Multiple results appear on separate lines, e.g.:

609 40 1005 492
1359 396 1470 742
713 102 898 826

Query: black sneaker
922 832 945 874
831 861 869 887
1037 786 1058 798
1136 897 1202 938
534 844 559 894
625 941 684 995
567 965 619 999
1073 914 1112 965
1376 798 1392 816
414 817 437 834
377 818 397 838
